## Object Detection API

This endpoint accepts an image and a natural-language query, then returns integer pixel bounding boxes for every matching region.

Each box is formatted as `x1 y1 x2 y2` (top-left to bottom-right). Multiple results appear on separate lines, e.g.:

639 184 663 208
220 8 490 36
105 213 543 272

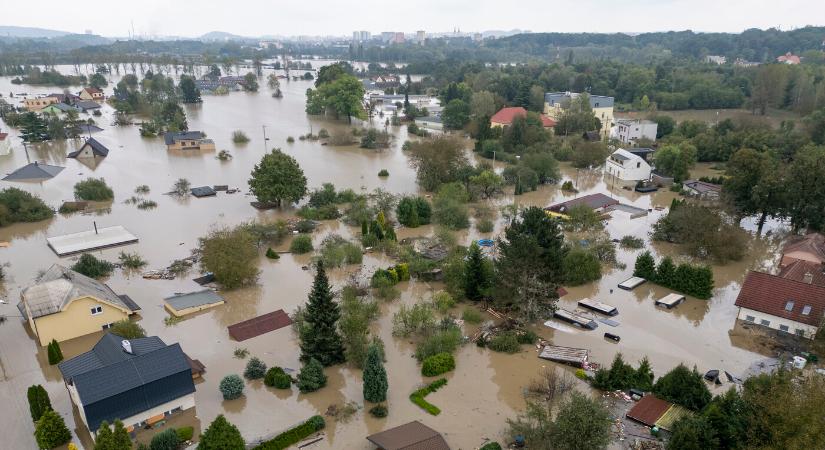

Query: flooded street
0 65 779 449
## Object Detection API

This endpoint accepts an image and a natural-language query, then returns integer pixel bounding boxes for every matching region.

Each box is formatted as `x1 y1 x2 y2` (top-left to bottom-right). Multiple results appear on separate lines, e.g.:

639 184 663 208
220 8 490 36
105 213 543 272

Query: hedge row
250 415 325 450
409 378 448 415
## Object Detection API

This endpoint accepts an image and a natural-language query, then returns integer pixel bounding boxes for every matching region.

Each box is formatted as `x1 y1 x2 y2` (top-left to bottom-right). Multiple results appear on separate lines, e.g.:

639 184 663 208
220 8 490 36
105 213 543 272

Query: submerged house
681 179 721 200
366 421 450 450
58 333 196 435
18 265 141 346
734 270 825 339
546 193 619 217
164 131 215 151
79 87 105 101
605 149 651 184
68 137 109 159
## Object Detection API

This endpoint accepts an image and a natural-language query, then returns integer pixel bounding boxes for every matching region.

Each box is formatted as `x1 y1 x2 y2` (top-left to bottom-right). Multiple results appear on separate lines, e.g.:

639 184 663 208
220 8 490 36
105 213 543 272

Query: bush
171 178 191 196
109 319 146 339
0 188 54 226
620 235 644 249
409 378 448 415
47 339 63 364
232 130 250 143
149 428 179 450
176 426 194 443
487 332 521 353
266 248 280 259
219 374 244 400
286 136 295 143
289 235 314 254
34 409 71 449
199 227 259 289
432 291 456 312
517 329 538 344
461 308 483 324
476 218 494 233
378 169 389 177
421 352 456 376
318 129 330 139
415 325 462 361
369 405 388 418
652 363 711 411
396 196 432 227
244 357 267 380
27 385 52 422
296 358 327 393
250 415 325 450
118 251 147 269
480 443 502 450
264 367 292 389
561 180 576 191
319 235 362 267
74 178 114 201
392 303 436 336
297 204 340 220
432 183 469 230
563 248 602 286
71 253 114 278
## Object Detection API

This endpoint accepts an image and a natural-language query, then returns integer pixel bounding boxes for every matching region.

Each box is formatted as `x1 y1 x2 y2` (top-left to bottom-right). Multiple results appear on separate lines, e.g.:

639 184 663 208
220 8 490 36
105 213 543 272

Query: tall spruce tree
299 261 346 366
464 241 491 301
197 415 245 450
633 251 656 281
27 384 52 422
94 421 113 450
111 420 131 450
362 344 388 403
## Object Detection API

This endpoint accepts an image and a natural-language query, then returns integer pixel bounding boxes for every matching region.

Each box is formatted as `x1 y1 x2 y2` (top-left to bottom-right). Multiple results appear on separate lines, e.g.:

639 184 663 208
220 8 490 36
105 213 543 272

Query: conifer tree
633 251 656 281
34 409 71 449
111 420 131 449
464 241 491 301
299 261 346 366
47 339 64 365
27 384 52 422
362 344 388 403
197 415 245 450
297 358 327 393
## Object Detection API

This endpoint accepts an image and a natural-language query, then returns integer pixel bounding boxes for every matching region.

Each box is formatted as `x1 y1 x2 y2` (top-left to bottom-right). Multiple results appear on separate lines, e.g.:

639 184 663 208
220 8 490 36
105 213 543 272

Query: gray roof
79 124 104 133
75 100 101 111
366 421 450 450
68 137 109 158
164 290 224 311
46 103 80 113
58 333 195 431
164 131 205 145
191 186 216 197
545 91 614 109
2 161 64 181
20 264 140 319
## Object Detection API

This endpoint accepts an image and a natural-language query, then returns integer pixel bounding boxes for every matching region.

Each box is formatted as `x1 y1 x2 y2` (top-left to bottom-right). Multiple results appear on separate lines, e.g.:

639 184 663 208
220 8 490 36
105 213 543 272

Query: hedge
480 443 502 450
250 415 325 450
409 378 448 415
421 352 455 377
176 426 194 442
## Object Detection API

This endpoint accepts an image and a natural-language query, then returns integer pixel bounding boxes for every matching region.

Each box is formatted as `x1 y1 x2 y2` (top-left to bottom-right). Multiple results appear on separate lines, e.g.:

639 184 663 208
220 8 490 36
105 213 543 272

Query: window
760 319 771 326
595 102 600 107
779 325 790 332
785 300 794 311
802 305 812 315
636 162 641 168
744 315 755 322
796 329 805 336
91 306 103 315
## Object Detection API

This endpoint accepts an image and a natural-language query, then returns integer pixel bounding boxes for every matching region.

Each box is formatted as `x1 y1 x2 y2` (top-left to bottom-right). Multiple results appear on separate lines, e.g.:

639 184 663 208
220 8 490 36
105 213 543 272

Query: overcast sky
5 0 825 38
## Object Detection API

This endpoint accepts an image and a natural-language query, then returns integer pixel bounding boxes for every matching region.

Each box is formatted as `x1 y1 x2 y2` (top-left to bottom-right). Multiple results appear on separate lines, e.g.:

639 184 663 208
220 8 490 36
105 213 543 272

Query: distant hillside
0 25 72 38
199 31 252 41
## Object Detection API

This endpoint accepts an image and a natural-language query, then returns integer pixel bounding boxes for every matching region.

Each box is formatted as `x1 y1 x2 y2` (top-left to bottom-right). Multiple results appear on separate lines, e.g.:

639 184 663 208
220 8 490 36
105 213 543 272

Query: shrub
620 235 644 249
0 187 54 226
487 332 521 353
27 385 52 422
369 405 388 418
71 253 114 278
233 348 249 359
392 303 436 336
421 352 456 376
561 180 576 191
480 443 502 450
74 178 114 201
199 226 259 289
409 378 448 415
250 415 325 450
219 374 244 400
109 319 146 339
264 367 292 389
432 183 470 230
296 358 327 393
477 218 495 233
118 251 147 269
149 428 179 450
289 235 313 254
297 204 340 220
563 248 602 286
47 339 63 364
396 196 432 227
135 185 150 194
266 248 280 259
295 220 316 233
244 357 267 380
171 178 191 196
461 308 483 324
378 169 389 177
415 325 462 361
652 363 711 411
176 426 194 443
318 129 330 139
575 369 588 380
432 291 456 312
232 130 250 143
286 136 295 143
319 235 362 267
137 200 157 210
34 409 71 449
517 329 538 344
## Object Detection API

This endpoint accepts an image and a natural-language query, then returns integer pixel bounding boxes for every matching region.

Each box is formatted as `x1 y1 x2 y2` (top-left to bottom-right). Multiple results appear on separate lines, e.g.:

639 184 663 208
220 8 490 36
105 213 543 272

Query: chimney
804 272 813 284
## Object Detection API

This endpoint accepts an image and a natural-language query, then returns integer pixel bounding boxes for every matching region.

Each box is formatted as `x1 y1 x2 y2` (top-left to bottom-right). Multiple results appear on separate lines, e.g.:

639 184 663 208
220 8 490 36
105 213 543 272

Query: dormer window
785 301 794 312
802 305 812 316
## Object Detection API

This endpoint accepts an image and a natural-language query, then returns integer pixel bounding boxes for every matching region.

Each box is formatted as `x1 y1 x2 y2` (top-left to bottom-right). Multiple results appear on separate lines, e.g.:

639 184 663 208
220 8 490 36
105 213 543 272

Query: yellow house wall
32 296 129 346
543 103 614 138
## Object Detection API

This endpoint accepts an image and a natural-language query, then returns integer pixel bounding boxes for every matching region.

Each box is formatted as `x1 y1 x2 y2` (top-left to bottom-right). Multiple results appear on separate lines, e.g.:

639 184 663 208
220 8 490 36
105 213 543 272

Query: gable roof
2 161 64 181
366 421 450 450
164 131 206 145
778 260 825 287
545 91 615 108
783 233 825 262
83 87 102 94
75 100 101 111
547 193 618 213
164 290 224 311
21 264 140 319
58 334 194 431
626 395 671 427
682 180 721 194
68 137 109 158
734 271 825 327
490 107 555 127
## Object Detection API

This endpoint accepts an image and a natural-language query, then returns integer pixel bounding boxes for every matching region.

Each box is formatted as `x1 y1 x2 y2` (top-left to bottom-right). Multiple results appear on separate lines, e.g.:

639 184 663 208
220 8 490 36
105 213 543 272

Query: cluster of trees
3 109 95 143
592 354 655 391
26 385 72 449
633 251 715 299
305 63 365 123
0 187 53 227
11 67 86 86
110 71 189 136
652 200 747 263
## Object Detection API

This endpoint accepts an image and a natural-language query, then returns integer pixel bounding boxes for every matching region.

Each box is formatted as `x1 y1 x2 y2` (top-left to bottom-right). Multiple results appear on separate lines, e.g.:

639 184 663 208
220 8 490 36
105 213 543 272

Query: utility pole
262 125 268 152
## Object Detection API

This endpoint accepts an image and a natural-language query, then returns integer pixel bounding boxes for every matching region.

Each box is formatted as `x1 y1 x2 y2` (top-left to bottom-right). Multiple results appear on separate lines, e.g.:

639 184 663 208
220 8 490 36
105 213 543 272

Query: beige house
164 131 215 151
23 96 59 111
544 91 614 139
18 265 141 346
79 87 104 101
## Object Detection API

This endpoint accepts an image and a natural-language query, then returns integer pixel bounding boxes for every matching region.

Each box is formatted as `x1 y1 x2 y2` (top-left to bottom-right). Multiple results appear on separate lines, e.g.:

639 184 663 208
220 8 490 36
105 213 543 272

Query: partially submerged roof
682 179 721 194
2 161 64 181
547 193 618 213
68 137 109 158
366 421 450 450
783 233 825 262
626 395 671 427
191 186 217 198
734 271 825 327
164 290 224 311
79 124 104 133
75 100 102 111
164 131 205 145
58 333 194 431
228 309 293 341
46 225 138 256
21 264 140 319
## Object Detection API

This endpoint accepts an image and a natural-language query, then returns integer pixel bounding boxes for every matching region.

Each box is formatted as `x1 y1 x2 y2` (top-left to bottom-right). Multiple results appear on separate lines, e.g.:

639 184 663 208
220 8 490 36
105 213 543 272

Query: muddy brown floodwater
0 64 782 450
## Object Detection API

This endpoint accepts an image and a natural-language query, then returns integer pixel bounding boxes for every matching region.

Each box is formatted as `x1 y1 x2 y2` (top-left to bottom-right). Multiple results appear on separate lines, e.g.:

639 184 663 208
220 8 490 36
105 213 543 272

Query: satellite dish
121 339 133 354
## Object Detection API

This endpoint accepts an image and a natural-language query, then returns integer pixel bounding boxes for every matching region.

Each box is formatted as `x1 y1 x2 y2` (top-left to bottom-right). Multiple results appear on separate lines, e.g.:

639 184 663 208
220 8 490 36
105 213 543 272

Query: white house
614 119 658 144
605 149 651 184
734 271 825 339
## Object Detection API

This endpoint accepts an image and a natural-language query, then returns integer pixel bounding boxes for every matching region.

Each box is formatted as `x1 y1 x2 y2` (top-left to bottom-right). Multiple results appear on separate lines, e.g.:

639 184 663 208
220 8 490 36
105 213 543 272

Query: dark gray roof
68 137 109 158
164 131 205 145
164 290 224 311
191 186 216 197
79 124 104 133
58 334 194 431
75 100 101 111
2 161 64 181
545 91 614 109
366 421 450 450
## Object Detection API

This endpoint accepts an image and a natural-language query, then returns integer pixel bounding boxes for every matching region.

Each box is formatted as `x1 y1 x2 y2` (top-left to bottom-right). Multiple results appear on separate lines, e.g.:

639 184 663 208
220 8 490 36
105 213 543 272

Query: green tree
299 262 346 366
785 145 825 231
0 187 54 226
179 75 202 103
443 99 470 130
464 242 492 301
653 364 711 411
109 319 146 339
248 149 307 207
702 388 746 449
552 392 611 450
34 409 71 449
563 248 602 286
362 344 388 403
667 415 718 450
219 374 244 400
94 420 113 449
469 170 504 199
47 339 64 365
197 415 245 450
149 428 179 450
242 72 259 92
407 136 470 191
305 73 365 123
74 178 114 201
89 73 108 89
652 115 675 138
199 227 259 289
27 385 52 422
655 257 677 288
723 148 785 229
654 143 697 182
243 357 267 380
470 91 498 118
297 358 327 393
396 196 432 227
111 420 131 450
20 112 49 142
633 251 656 280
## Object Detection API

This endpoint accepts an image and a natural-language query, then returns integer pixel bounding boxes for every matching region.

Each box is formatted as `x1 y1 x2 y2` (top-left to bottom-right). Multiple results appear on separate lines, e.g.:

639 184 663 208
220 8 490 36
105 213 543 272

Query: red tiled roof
778 260 825 287
490 107 555 128
777 53 801 64
626 395 671 427
0 132 7 140
227 309 293 341
84 87 102 94
539 115 556 128
734 271 825 327
783 233 825 263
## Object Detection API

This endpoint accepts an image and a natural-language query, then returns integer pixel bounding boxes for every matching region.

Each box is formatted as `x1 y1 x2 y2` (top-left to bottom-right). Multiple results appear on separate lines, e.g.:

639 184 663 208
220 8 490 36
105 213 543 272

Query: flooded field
0 65 783 449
